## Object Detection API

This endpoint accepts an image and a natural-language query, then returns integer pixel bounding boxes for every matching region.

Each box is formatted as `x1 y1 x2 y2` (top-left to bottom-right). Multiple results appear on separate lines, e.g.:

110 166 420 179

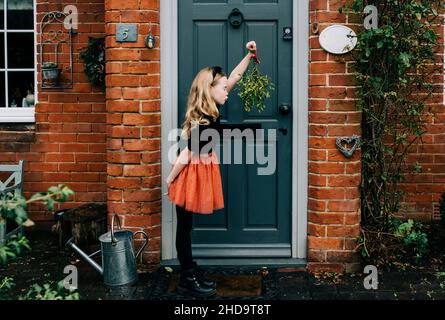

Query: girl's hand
246 41 260 64
163 178 172 196
246 41 257 53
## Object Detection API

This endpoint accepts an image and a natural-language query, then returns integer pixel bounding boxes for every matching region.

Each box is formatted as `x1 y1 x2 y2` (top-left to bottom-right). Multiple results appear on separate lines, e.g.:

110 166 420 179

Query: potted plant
41 62 60 83
79 37 105 90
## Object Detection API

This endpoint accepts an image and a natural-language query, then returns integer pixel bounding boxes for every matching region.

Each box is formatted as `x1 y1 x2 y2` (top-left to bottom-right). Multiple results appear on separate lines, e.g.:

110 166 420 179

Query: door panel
178 0 292 257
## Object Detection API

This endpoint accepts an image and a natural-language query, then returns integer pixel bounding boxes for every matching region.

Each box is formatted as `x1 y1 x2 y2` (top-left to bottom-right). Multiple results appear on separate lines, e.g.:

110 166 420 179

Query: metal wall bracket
40 11 75 89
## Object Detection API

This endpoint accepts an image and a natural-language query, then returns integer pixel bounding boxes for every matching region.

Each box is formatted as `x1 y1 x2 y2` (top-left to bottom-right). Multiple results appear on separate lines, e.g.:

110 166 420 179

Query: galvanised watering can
66 214 148 287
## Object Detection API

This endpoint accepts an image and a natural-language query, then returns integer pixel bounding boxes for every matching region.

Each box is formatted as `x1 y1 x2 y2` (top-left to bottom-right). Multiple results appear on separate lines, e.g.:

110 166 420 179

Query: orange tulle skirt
168 152 224 214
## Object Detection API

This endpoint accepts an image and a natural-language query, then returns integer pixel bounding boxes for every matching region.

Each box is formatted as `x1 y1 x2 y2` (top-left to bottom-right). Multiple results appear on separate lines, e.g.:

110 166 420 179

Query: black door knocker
228 8 244 28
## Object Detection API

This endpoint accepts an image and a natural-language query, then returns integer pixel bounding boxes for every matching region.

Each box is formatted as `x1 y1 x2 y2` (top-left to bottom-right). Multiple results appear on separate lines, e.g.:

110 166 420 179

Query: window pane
0 1 4 29
0 72 5 107
8 71 34 108
0 33 4 68
7 0 33 30
7 32 34 68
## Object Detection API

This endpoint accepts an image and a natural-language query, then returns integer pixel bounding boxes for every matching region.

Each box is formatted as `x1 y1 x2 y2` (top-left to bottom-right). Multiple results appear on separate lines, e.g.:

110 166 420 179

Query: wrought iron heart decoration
336 135 360 158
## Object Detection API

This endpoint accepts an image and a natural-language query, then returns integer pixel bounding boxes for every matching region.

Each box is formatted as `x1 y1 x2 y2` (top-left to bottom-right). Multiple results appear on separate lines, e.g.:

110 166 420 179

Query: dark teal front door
178 0 293 257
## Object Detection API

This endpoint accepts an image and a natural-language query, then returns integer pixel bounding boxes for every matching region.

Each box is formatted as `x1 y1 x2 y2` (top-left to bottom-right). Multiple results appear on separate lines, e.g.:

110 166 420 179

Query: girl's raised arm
226 41 257 93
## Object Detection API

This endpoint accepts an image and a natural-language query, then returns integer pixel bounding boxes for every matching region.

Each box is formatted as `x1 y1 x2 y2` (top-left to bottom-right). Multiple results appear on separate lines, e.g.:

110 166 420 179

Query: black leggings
176 205 194 270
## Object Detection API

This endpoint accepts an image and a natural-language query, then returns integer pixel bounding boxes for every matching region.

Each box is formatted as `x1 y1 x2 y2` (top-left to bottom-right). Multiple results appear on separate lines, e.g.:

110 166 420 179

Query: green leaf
14 206 28 225
48 186 59 193
46 198 55 211
399 52 411 68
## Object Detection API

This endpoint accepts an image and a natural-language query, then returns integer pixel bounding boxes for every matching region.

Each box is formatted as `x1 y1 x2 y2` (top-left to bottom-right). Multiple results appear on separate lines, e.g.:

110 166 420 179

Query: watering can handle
134 231 149 260
111 214 122 244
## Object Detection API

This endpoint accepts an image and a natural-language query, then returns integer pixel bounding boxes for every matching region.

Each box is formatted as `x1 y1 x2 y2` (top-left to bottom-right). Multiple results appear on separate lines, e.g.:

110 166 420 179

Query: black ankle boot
193 262 217 289
177 269 216 298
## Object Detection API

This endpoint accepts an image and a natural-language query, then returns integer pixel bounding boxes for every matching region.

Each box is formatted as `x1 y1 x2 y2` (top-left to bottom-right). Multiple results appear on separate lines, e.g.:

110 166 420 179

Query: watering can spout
65 237 103 275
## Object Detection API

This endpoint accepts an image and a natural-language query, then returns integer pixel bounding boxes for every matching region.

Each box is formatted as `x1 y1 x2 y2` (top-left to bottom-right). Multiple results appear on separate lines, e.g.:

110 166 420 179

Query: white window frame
0 0 36 123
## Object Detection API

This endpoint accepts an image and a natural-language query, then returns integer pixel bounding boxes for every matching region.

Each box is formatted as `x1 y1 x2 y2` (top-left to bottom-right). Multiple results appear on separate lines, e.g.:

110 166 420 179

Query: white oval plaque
319 25 357 54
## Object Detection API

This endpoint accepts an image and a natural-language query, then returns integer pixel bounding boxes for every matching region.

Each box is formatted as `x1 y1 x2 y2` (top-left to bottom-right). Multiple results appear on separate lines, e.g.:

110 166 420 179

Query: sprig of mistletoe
237 51 275 112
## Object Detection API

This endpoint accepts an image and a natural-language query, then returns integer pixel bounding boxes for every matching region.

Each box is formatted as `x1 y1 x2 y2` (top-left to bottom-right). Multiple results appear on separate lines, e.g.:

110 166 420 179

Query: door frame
160 0 308 261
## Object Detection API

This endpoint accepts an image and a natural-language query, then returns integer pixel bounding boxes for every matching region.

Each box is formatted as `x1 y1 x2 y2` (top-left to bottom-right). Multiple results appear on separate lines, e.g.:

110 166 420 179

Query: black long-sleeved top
187 114 222 155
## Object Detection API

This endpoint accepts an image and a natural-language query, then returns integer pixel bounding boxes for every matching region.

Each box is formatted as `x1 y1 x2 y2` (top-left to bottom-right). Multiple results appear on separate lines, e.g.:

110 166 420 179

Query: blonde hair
182 67 226 139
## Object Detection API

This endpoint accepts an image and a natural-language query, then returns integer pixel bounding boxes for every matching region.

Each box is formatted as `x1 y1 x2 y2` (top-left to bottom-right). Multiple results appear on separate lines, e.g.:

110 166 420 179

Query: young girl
166 41 258 298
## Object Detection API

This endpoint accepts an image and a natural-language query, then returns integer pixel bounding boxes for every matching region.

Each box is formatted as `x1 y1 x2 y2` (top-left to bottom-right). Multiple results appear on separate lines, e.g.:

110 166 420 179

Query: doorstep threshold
161 258 307 268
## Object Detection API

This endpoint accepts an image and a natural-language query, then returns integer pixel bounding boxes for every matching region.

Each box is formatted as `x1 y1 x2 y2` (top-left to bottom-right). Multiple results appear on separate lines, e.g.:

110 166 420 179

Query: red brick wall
0 0 107 221
307 0 445 273
1 0 443 270
307 0 362 273
400 19 445 221
104 0 161 264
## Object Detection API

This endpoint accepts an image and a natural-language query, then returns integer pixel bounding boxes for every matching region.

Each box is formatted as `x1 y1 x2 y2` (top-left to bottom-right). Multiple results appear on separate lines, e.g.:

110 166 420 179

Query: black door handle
279 104 291 115
278 128 288 135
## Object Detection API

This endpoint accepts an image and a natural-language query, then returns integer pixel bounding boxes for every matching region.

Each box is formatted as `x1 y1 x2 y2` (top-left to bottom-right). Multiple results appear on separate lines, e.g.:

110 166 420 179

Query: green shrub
358 216 430 267
0 184 74 265
391 218 429 262
341 0 444 268
20 281 80 300
0 277 14 300
0 277 80 300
